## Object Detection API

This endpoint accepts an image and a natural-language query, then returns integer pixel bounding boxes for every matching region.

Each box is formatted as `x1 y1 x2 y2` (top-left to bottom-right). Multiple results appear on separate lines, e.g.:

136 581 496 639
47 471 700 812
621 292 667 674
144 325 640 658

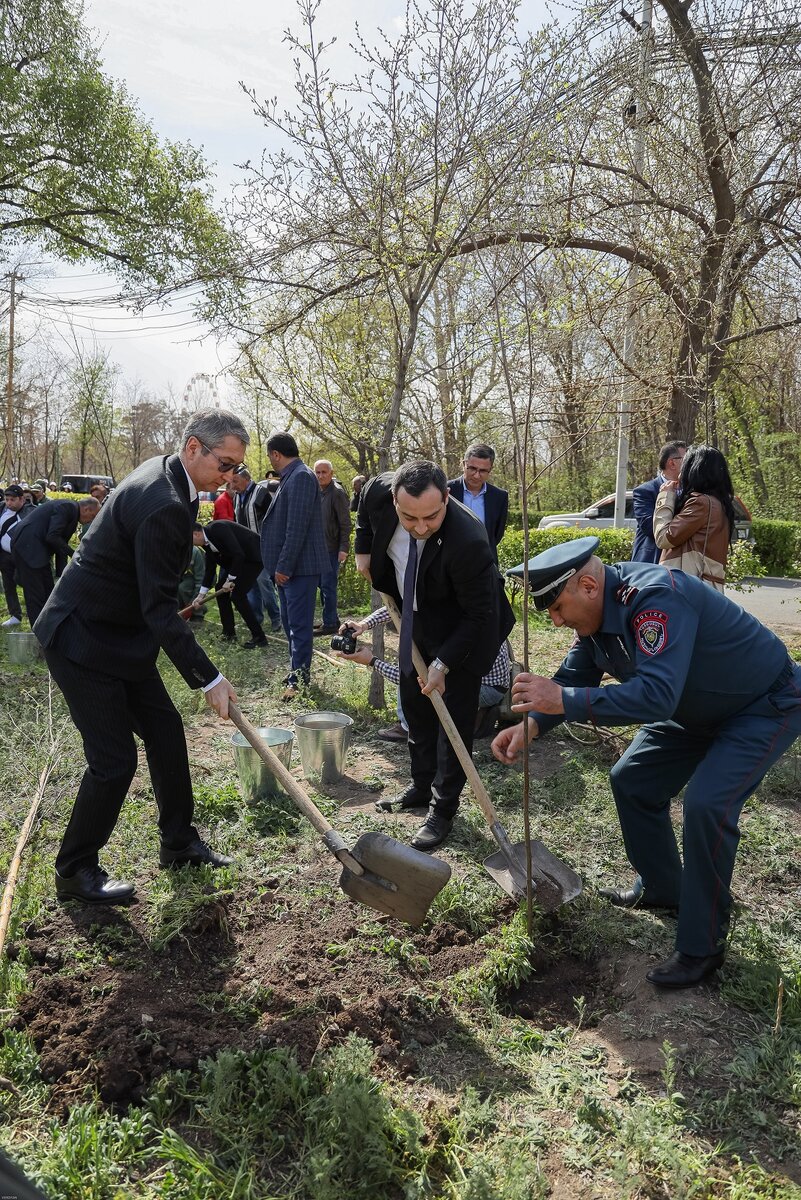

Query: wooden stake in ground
0 762 52 960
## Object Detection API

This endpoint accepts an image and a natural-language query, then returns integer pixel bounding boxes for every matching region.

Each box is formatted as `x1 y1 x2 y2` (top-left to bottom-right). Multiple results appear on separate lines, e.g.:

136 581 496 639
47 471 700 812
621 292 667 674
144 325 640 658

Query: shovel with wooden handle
228 704 451 926
178 587 225 621
379 594 581 908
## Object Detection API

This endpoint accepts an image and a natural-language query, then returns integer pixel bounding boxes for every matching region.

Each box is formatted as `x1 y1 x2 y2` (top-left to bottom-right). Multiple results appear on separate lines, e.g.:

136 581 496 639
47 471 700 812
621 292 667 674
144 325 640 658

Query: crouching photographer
332 607 511 746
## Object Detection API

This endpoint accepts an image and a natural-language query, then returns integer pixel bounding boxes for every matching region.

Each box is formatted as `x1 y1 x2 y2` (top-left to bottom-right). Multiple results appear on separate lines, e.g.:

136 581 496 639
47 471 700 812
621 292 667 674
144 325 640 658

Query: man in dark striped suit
35 410 248 906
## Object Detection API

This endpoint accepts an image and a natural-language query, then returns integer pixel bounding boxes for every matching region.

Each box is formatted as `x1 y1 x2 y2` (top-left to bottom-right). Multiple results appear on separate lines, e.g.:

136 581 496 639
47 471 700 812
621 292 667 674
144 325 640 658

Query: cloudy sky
27 0 553 401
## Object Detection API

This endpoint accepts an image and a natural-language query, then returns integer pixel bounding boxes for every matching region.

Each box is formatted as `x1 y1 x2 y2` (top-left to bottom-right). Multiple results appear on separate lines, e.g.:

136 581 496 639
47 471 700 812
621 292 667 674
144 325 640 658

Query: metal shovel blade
339 831 451 926
484 840 583 911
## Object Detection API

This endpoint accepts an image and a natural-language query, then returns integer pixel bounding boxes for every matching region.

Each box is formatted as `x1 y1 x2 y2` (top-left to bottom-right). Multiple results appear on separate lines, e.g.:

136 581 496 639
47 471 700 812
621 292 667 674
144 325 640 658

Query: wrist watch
431 657 449 675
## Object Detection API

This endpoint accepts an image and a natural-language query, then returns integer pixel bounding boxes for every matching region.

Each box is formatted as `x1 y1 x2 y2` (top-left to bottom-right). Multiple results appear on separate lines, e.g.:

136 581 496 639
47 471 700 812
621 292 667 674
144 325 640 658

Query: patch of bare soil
12 870 491 1111
509 953 608 1027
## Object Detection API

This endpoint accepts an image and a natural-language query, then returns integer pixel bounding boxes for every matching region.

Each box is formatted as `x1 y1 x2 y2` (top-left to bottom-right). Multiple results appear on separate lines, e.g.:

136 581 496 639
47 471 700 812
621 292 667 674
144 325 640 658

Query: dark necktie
399 536 418 676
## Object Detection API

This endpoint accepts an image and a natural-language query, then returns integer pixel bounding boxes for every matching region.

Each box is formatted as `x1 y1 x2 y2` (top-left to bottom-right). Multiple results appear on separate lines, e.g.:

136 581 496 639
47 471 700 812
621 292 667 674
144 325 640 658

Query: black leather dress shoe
599 885 679 916
646 950 725 988
55 866 135 905
242 637 267 649
411 812 453 851
375 784 431 813
159 838 232 868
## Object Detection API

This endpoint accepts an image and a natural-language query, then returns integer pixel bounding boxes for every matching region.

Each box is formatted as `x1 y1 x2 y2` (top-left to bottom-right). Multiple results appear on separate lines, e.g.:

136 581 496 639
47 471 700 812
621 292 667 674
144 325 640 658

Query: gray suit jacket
34 455 218 688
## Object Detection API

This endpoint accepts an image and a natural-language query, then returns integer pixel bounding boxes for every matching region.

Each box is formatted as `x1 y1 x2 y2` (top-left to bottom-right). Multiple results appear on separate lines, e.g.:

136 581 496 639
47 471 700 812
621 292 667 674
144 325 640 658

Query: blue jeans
248 567 281 628
318 550 341 628
278 574 318 682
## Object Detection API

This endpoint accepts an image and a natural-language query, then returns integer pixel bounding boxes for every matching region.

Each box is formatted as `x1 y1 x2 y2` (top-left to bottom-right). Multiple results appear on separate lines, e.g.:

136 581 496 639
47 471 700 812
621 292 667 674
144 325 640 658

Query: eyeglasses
464 464 491 476
197 441 242 474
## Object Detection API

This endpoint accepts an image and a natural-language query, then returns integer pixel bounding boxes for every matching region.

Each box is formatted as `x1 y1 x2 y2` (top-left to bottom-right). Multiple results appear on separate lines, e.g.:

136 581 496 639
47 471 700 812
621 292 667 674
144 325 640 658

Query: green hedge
497 525 634 573
750 519 801 577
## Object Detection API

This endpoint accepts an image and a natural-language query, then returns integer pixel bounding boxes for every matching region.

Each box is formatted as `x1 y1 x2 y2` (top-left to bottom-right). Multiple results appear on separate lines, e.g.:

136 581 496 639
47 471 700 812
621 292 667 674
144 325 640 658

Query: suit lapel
417 529 443 590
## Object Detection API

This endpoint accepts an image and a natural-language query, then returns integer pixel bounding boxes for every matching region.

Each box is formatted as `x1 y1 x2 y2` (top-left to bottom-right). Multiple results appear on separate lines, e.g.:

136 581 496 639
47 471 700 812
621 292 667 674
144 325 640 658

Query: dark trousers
609 665 801 957
0 549 21 619
319 549 341 627
216 564 265 640
12 556 54 626
45 645 198 876
248 567 281 628
400 663 482 818
278 573 318 682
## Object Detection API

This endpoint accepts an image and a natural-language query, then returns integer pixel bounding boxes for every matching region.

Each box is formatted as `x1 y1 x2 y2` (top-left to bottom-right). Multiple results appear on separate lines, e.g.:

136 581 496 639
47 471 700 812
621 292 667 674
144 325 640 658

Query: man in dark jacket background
313 459 352 635
10 495 100 624
447 441 509 562
631 441 687 562
231 466 281 632
34 409 246 906
1 483 29 626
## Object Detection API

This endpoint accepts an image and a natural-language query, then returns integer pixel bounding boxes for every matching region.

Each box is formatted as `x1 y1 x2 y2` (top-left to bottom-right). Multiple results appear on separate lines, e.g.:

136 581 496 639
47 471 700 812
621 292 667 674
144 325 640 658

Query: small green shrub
727 540 767 586
337 554 372 613
751 519 801 577
498 526 633 574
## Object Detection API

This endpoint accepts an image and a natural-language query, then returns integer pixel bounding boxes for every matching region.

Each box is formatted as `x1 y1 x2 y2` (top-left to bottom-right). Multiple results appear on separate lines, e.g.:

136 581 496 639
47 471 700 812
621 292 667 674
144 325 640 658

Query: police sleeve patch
633 609 668 656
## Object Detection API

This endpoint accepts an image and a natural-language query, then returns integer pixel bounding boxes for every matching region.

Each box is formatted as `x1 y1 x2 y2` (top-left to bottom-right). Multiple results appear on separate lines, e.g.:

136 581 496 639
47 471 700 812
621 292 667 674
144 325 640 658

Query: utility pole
5 270 19 478
613 0 654 527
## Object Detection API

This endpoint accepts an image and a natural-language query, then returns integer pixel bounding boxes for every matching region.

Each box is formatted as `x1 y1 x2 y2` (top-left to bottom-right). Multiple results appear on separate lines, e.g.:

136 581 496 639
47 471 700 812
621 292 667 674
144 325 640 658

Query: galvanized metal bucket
231 726 294 803
294 711 354 786
5 631 40 664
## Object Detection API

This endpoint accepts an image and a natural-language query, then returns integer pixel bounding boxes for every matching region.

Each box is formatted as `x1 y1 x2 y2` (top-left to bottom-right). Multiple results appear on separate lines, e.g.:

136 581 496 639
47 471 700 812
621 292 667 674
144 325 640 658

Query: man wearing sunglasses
35 409 248 906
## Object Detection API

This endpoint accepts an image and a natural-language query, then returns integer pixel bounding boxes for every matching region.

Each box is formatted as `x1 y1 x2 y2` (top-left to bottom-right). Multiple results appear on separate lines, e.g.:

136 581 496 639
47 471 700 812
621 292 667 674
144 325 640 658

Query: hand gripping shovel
178 587 225 621
379 595 581 908
228 704 450 925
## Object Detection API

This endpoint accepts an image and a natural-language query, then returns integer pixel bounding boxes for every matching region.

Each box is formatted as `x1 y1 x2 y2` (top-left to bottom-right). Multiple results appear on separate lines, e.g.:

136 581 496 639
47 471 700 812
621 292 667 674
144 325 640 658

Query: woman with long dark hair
653 445 735 591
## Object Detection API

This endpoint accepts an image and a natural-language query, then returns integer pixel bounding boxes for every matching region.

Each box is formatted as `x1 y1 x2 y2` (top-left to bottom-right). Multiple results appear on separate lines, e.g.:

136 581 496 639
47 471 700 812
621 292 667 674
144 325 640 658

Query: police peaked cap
506 536 601 610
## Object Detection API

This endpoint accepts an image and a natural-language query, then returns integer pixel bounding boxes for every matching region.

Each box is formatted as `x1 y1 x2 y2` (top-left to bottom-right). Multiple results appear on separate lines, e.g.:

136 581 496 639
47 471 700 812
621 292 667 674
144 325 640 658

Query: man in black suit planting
10 496 100 624
35 409 247 905
192 519 267 647
354 460 514 850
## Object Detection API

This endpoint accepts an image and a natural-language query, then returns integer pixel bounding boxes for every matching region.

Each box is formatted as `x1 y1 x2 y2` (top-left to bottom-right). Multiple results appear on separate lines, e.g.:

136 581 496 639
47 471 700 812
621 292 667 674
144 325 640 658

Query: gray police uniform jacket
531 562 796 734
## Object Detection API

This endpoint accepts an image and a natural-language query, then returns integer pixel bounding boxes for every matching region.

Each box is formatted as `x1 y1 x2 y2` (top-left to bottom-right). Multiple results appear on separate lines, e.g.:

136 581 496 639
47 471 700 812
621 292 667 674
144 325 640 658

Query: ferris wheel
183 372 220 410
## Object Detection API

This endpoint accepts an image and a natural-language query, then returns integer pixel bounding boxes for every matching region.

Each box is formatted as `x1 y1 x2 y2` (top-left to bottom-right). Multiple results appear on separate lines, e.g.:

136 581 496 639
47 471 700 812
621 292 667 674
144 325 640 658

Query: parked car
538 491 753 540
59 473 115 494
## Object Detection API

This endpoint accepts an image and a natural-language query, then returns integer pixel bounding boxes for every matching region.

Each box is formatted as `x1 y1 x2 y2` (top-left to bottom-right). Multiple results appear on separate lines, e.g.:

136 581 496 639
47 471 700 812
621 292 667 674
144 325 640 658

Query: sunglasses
198 440 242 474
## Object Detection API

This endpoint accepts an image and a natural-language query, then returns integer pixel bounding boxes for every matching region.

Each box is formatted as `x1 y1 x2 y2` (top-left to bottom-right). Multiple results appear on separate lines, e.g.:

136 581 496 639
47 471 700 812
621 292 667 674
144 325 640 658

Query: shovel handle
380 594 503 829
178 587 225 621
228 703 364 876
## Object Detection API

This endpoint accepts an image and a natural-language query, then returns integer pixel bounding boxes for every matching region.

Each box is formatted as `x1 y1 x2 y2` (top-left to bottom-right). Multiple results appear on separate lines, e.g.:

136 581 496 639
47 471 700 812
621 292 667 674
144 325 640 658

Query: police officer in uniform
492 536 801 989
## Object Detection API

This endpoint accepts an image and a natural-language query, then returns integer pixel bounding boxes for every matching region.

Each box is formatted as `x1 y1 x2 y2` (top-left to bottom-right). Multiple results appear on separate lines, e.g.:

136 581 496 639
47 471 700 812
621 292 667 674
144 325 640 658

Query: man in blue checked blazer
260 430 329 698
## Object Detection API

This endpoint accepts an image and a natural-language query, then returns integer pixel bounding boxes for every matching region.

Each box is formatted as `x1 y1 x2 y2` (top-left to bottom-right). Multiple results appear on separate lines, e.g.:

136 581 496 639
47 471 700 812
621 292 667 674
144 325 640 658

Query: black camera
330 628 358 654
